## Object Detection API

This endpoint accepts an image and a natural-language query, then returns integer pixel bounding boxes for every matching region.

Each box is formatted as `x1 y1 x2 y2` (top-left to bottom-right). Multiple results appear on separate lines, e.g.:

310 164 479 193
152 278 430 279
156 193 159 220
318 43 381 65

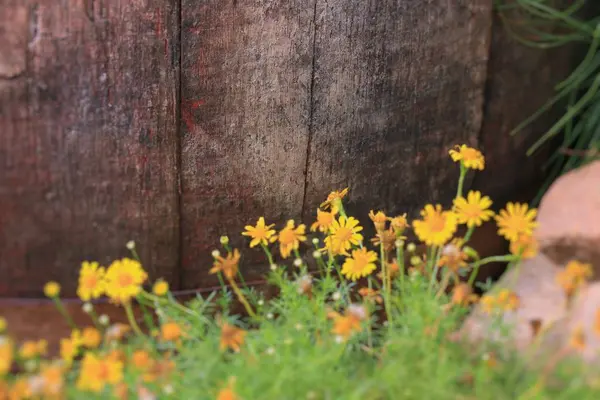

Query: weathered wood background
0 0 573 297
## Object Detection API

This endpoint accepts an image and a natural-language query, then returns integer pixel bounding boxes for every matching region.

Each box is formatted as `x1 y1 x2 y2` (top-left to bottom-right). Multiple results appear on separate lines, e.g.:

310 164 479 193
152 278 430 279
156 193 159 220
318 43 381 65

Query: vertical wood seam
175 0 184 290
300 0 319 219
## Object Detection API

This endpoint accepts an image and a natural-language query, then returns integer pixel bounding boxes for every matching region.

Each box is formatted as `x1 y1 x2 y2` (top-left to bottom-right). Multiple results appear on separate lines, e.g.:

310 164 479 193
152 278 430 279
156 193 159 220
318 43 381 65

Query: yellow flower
160 321 184 342
40 363 64 397
217 379 238 400
104 258 147 304
556 260 593 298
82 327 102 349
495 202 537 242
368 210 387 233
509 234 538 259
131 349 153 371
210 249 241 280
497 289 520 312
0 337 13 376
341 248 378 281
330 305 366 340
19 339 47 359
0 317 6 333
310 209 336 233
320 188 349 214
44 281 61 298
8 378 31 400
242 217 277 248
453 191 494 228
220 323 246 352
389 214 408 236
413 204 458 246
77 353 124 393
77 261 105 301
480 294 496 314
449 144 485 170
153 280 169 296
324 216 363 256
276 220 306 259
451 283 478 307
60 330 82 365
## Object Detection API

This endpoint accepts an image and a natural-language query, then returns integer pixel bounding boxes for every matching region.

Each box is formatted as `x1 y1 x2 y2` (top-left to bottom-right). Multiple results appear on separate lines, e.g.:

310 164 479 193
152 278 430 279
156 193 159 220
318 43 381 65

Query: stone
459 253 600 365
536 161 600 273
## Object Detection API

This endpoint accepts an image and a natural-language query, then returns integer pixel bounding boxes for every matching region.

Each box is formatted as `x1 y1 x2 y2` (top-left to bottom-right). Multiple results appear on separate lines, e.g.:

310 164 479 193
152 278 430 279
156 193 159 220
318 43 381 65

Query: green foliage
496 0 600 202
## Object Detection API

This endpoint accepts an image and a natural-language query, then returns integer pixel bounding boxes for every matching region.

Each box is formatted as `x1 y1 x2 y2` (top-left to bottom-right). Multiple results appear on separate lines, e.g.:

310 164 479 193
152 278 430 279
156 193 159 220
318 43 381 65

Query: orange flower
81 327 102 349
509 234 538 259
320 188 349 214
330 305 367 341
368 210 387 233
220 323 246 352
210 250 241 280
276 220 307 259
358 287 383 304
370 228 396 253
556 260 593 298
310 209 336 233
451 283 478 307
160 322 185 342
569 326 586 352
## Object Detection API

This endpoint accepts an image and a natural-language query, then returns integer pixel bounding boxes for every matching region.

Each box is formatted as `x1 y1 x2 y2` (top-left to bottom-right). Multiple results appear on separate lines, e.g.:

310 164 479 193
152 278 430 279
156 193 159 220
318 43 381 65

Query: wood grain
0 1 180 296
302 0 493 225
180 1 314 288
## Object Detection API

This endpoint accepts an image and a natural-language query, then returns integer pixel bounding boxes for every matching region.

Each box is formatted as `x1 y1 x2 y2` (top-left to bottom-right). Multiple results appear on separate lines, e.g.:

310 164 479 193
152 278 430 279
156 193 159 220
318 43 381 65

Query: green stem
456 164 467 199
124 301 145 339
463 226 475 243
428 247 442 293
229 279 258 320
136 297 156 331
380 242 393 327
261 243 275 267
468 255 518 286
52 298 77 330
396 242 405 301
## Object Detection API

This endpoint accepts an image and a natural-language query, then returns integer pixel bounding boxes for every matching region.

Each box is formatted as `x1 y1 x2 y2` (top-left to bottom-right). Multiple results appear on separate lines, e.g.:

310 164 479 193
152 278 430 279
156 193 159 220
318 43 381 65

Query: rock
459 253 600 364
536 161 600 273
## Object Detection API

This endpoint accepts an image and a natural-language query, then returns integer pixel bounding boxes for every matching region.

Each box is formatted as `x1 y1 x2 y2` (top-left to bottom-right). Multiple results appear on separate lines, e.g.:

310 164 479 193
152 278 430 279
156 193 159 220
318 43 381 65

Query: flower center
84 276 98 289
462 148 479 160
279 230 295 244
428 214 446 233
334 227 353 242
118 274 133 287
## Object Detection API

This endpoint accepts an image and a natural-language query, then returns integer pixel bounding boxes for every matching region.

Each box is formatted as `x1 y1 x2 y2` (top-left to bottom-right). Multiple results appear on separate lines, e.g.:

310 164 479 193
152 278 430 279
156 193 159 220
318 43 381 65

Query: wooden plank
0 1 180 296
180 1 314 288
303 0 493 221
471 12 574 203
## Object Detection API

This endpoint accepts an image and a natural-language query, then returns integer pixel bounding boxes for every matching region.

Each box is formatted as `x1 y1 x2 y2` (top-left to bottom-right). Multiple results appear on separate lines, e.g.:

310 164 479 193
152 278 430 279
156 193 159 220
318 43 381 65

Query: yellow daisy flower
76 353 124 393
242 217 277 248
77 261 105 302
453 191 494 228
153 279 169 296
320 188 349 214
413 204 458 246
341 248 378 281
276 220 306 259
449 144 485 170
509 234 538 259
104 258 148 304
81 327 102 349
310 209 336 233
324 216 363 256
210 249 241 280
40 363 64 397
60 330 82 365
495 202 537 242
